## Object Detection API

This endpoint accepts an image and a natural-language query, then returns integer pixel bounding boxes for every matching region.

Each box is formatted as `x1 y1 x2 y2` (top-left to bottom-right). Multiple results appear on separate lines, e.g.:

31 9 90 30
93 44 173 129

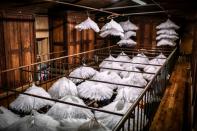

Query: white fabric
77 81 114 101
119 20 139 31
132 53 149 69
115 87 144 103
143 65 160 81
100 28 124 38
117 39 136 47
4 112 59 131
10 84 54 113
157 39 176 46
156 19 180 29
156 34 179 41
118 73 147 88
58 118 89 131
48 77 78 99
100 62 123 75
75 17 100 32
0 106 19 129
156 29 178 35
119 65 141 78
120 31 136 39
96 102 146 130
95 100 131 129
99 55 116 68
78 119 110 131
69 66 97 84
47 95 93 120
116 52 132 62
149 53 166 65
101 19 124 32
91 71 122 90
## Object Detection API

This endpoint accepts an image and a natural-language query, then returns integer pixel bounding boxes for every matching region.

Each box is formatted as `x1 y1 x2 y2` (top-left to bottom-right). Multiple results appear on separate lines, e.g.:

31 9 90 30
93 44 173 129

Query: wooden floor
150 57 191 131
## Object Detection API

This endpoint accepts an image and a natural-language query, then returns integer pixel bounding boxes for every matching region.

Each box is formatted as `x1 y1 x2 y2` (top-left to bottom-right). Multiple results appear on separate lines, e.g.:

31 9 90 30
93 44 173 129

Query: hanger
82 57 86 66
86 10 90 17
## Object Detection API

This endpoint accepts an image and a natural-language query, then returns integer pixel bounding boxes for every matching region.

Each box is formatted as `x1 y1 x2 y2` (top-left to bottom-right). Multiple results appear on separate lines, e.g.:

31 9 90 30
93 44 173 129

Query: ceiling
0 0 196 19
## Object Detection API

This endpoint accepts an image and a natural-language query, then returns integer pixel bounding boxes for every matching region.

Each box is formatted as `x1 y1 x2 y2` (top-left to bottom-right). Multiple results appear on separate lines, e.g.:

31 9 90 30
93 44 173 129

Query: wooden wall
0 11 35 88
35 15 50 61
49 11 95 62
191 22 197 131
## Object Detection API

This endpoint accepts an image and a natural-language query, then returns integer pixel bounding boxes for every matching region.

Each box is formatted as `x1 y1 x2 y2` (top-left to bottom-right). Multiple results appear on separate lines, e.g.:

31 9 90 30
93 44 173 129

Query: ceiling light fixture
132 0 147 5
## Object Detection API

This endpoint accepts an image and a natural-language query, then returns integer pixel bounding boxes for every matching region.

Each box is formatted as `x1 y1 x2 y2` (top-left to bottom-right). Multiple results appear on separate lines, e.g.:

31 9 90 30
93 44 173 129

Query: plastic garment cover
69 66 97 84
132 53 149 69
117 39 136 47
157 39 176 46
78 119 110 131
156 29 178 35
116 52 132 62
100 28 124 38
119 65 141 78
95 100 131 129
91 71 122 90
101 19 124 32
48 77 78 99
10 84 54 113
100 62 123 75
57 118 89 131
143 65 160 81
75 17 100 32
156 34 179 41
156 19 180 29
100 19 124 38
0 106 19 130
77 81 114 101
47 95 93 120
114 87 144 103
120 31 136 39
99 55 116 68
119 20 139 31
118 73 147 88
3 111 59 131
149 53 166 65
96 100 147 131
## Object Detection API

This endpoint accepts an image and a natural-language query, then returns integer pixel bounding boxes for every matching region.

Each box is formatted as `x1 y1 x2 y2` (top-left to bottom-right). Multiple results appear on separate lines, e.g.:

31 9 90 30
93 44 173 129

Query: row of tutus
1 51 167 131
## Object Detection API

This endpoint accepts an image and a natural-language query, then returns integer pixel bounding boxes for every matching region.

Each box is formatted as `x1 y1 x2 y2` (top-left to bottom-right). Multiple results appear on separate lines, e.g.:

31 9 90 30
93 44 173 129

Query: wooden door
2 12 35 88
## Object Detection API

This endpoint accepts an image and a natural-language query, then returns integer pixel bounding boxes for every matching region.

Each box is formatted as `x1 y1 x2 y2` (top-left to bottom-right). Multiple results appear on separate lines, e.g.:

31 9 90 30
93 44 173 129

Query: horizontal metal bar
101 59 162 66
68 76 145 88
112 47 177 131
0 45 117 73
5 88 124 116
44 0 120 16
93 66 156 75
102 4 157 10
122 10 166 16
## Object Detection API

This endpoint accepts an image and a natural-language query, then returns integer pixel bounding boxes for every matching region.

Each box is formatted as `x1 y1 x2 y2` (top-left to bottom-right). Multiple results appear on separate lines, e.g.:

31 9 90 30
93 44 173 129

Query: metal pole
44 0 120 16
102 4 156 10
122 10 166 16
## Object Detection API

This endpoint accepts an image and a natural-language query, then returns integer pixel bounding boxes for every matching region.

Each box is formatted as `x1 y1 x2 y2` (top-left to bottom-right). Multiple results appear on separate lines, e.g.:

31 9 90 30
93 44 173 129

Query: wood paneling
49 11 95 63
0 11 35 88
191 23 197 131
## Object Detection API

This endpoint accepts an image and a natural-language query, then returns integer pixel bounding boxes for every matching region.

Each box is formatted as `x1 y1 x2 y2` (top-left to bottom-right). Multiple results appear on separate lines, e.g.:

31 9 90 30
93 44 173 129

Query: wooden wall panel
49 15 67 58
0 12 35 88
66 11 95 64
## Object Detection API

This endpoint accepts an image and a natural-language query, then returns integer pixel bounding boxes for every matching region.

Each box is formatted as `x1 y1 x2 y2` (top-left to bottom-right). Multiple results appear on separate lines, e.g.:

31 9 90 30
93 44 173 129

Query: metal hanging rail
44 0 120 16
102 4 157 10
122 10 166 16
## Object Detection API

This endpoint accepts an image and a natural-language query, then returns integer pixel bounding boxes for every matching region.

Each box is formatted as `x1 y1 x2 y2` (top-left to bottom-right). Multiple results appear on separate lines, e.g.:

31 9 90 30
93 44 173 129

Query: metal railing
0 45 178 130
